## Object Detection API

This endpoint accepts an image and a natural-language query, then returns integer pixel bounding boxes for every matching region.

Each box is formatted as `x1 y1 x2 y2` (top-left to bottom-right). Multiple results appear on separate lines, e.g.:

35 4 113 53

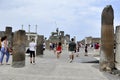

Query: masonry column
36 35 44 55
115 26 120 70
12 30 26 68
100 5 115 71
5 27 13 47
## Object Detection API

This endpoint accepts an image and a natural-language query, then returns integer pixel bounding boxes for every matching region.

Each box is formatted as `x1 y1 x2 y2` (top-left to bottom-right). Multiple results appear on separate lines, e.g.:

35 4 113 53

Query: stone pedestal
36 35 44 55
100 5 115 71
115 26 120 70
12 30 26 68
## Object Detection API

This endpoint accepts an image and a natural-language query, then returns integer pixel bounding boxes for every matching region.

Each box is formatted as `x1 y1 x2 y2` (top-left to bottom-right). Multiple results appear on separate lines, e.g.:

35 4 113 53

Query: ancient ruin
36 35 44 55
12 30 26 68
45 28 70 49
100 5 115 71
115 26 120 70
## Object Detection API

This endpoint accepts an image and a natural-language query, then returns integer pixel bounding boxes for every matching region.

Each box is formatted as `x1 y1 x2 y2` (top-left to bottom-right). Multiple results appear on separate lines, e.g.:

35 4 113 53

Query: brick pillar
12 30 26 68
36 35 44 55
115 26 120 69
100 5 115 71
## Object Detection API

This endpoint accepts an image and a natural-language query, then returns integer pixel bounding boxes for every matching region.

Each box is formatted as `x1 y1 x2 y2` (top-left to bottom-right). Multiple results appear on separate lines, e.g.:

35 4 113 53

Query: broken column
115 26 120 70
36 35 44 55
100 5 115 71
12 30 26 68
5 27 13 48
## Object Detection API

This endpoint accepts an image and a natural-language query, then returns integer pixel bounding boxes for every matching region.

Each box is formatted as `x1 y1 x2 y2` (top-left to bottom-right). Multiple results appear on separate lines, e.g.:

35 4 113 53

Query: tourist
43 42 46 51
76 43 80 57
56 42 62 59
0 36 10 65
53 42 57 54
29 38 36 64
68 38 76 63
49 42 52 50
84 44 88 56
95 43 100 49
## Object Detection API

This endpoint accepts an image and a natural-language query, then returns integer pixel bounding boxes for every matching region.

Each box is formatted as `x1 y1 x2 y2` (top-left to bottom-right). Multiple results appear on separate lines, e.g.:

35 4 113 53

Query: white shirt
1 40 8 48
43 43 46 48
29 41 36 51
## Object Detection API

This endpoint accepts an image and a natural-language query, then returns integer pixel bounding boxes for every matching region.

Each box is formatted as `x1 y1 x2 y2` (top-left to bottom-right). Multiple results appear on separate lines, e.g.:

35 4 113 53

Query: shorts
29 51 35 58
69 51 75 55
56 51 61 54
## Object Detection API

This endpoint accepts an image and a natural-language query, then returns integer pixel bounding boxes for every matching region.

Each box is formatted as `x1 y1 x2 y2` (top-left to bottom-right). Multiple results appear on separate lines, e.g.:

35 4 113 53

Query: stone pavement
0 48 120 80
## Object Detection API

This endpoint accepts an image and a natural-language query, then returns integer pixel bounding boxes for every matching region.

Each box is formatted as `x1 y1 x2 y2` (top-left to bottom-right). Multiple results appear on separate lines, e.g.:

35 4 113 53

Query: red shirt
56 46 62 51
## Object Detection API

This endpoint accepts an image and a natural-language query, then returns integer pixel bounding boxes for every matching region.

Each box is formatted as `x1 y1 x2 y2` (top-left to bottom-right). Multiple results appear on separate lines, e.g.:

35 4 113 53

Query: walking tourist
84 44 88 56
56 42 62 59
68 38 76 63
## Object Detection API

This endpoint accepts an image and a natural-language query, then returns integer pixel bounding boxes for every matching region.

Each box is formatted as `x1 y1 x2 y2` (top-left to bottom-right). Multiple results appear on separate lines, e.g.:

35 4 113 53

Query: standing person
29 39 36 64
56 42 62 59
68 38 76 63
85 44 88 56
43 42 46 51
53 42 57 54
0 36 10 65
76 43 80 57
49 42 52 50
95 43 100 50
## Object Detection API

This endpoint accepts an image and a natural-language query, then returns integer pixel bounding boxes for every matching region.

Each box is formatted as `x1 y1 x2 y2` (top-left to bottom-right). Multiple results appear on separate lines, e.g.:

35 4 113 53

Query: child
56 42 62 59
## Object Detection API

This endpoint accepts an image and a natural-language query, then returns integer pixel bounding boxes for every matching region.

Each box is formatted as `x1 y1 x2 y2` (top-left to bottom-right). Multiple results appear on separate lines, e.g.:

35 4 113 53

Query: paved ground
0 48 120 80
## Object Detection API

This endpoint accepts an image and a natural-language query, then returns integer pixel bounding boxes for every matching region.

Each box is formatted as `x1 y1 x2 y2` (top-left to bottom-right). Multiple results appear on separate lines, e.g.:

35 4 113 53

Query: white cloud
0 0 119 40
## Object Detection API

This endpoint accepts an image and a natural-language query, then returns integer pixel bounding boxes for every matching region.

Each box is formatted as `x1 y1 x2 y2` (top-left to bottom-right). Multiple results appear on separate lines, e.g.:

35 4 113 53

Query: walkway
0 48 119 80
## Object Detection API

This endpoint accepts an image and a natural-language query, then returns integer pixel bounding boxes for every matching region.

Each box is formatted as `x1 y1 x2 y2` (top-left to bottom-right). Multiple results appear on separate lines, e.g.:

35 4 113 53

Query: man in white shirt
29 39 36 64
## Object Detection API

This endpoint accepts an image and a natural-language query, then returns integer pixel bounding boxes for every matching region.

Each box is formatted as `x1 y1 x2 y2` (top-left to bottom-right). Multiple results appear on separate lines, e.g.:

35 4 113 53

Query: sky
0 0 120 41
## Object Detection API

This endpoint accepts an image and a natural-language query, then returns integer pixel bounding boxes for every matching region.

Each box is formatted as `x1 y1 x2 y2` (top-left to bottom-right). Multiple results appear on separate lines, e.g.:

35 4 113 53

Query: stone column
115 26 120 69
36 35 44 55
100 5 115 71
5 27 13 47
12 30 26 68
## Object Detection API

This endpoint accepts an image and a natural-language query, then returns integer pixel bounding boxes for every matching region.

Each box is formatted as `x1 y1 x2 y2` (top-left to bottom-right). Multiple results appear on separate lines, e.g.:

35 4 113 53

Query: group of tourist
53 38 100 63
84 42 100 56
0 35 100 65
0 36 37 65
52 38 77 63
49 42 57 51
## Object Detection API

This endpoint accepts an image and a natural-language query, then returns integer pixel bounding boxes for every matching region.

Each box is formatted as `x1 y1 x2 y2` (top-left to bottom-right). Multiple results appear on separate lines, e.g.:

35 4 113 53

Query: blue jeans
0 47 10 63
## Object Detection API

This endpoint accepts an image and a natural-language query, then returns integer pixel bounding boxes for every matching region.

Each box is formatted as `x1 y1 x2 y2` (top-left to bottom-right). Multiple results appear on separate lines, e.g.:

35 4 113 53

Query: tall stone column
12 30 26 68
115 26 120 69
100 5 115 71
36 35 44 55
5 27 13 47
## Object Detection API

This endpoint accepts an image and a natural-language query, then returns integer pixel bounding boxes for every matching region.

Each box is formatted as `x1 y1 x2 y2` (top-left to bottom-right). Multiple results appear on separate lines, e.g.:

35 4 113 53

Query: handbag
26 48 30 53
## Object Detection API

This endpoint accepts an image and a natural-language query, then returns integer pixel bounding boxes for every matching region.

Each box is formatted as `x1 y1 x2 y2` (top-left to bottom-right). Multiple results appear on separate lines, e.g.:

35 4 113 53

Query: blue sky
0 0 120 41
